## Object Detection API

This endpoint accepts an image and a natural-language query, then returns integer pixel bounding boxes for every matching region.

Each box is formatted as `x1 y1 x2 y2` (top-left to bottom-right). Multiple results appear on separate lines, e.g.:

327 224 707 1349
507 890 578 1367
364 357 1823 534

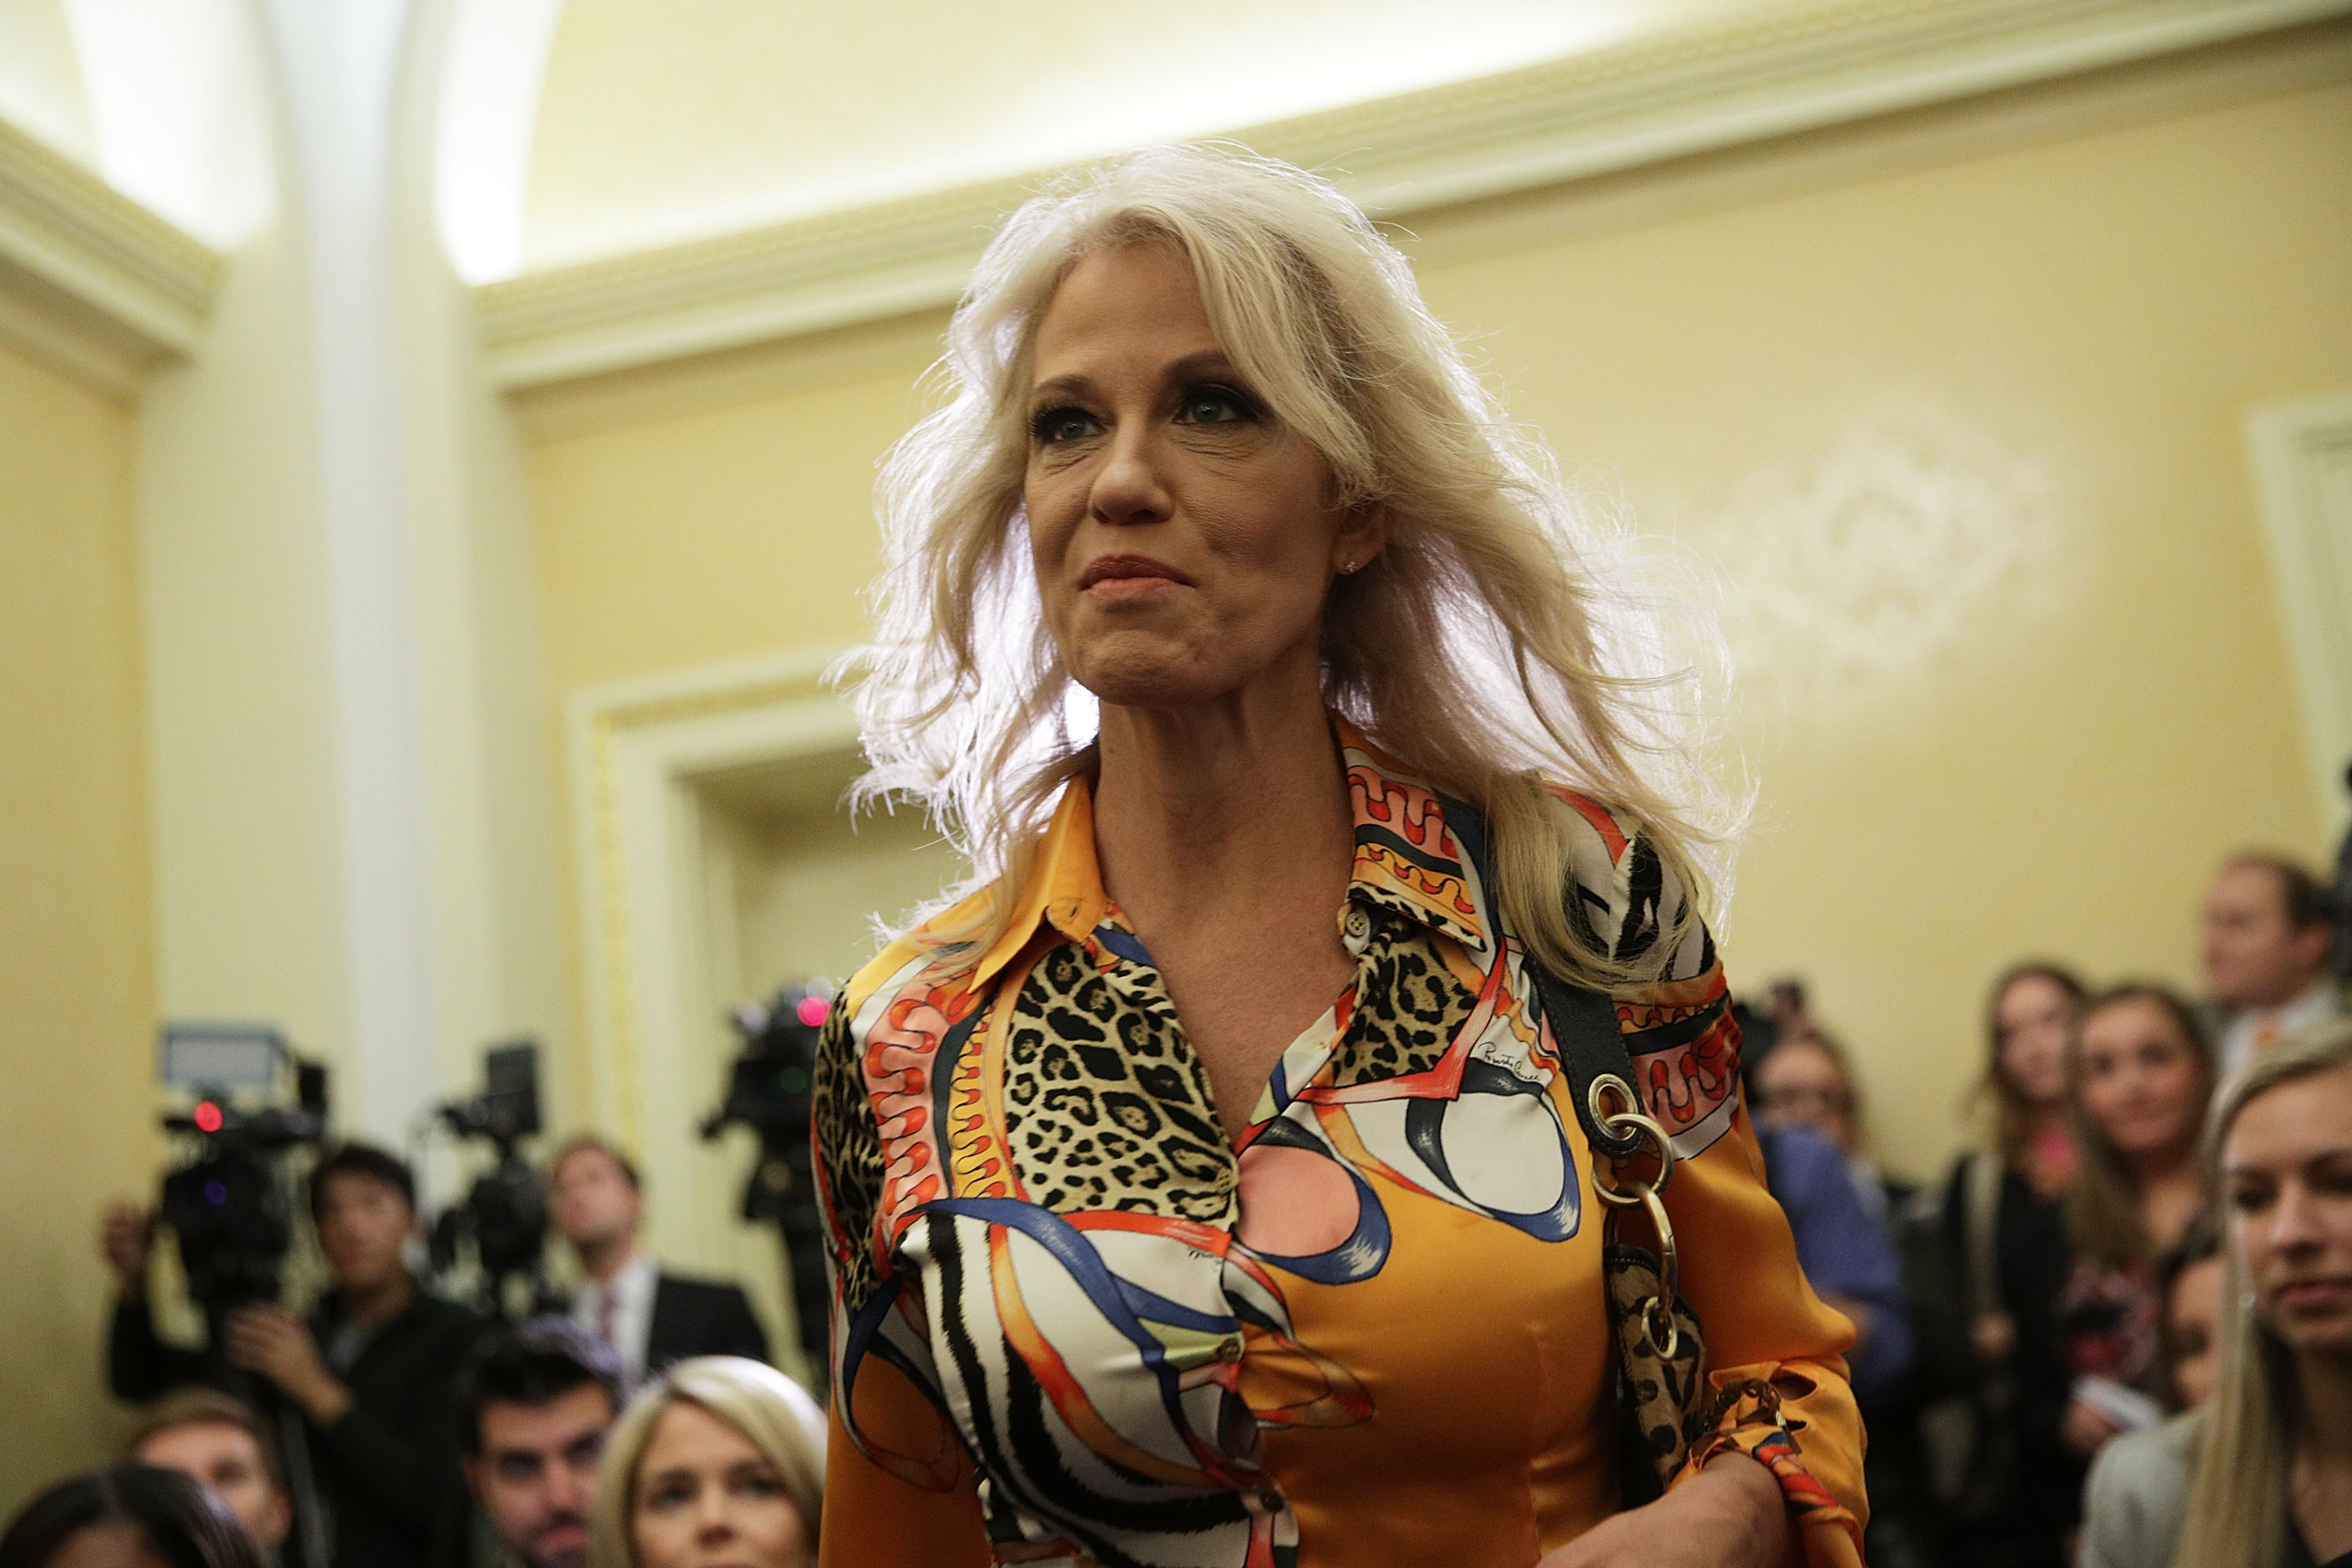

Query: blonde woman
2078 1018 2352 1567
813 145 1865 1568
590 1357 824 1568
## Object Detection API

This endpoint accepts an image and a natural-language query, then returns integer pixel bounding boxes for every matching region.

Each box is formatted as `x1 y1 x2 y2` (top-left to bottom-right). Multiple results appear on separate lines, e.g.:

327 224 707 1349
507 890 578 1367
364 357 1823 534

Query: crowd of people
5 1136 819 1568
5 857 2340 1567
1740 851 2348 1568
5 132 2347 1566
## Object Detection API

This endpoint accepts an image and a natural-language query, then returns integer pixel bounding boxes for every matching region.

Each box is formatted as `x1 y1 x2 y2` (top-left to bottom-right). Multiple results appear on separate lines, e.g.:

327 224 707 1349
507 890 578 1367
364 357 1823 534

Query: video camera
427 1040 553 1320
703 982 831 1383
155 1025 330 1335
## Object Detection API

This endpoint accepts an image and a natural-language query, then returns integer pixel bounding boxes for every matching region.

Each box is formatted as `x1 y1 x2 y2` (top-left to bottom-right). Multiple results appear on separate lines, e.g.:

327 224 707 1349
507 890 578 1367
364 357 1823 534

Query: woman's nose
1088 427 1171 527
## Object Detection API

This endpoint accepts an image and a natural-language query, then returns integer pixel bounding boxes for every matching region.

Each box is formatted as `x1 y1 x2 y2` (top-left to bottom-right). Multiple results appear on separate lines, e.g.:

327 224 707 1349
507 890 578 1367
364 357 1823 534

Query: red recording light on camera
795 996 830 1029
193 1101 223 1133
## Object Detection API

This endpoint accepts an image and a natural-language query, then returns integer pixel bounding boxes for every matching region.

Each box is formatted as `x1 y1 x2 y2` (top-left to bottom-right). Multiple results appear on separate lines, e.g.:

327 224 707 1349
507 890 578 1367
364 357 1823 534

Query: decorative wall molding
565 646 858 1352
2246 391 2352 839
477 0 2352 394
0 117 223 401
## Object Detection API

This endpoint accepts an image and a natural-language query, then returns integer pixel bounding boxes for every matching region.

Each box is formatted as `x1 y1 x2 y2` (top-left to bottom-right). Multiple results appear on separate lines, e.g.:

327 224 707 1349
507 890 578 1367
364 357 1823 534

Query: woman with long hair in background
2056 984 2216 1460
1921 961 2086 1568
2074 1018 2352 1567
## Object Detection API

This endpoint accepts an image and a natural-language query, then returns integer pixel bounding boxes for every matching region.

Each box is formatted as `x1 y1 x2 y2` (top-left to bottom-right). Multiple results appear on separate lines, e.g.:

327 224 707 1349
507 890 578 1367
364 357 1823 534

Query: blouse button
1342 906 1373 942
1217 1334 1245 1364
1258 1490 1285 1514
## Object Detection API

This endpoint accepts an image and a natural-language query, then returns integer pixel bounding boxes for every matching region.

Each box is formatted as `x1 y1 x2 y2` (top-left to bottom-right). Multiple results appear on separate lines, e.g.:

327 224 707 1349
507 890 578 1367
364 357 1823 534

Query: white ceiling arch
432 0 567 285
55 0 274 248
438 0 1766 285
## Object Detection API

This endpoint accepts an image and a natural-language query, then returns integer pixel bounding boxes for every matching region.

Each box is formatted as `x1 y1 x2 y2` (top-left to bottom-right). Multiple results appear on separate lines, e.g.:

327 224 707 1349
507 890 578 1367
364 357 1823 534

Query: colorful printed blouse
812 730 1867 1567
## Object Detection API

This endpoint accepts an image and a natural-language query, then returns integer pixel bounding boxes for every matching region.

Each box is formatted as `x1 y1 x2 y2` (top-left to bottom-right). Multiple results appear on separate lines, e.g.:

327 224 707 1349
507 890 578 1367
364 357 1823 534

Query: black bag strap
1444 797 1647 1162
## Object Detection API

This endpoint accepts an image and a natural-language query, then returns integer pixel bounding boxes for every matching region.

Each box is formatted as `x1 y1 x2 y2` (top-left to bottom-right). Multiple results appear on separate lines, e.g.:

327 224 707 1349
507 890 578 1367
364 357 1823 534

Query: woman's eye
1029 407 1095 445
733 1471 784 1498
1178 386 1254 426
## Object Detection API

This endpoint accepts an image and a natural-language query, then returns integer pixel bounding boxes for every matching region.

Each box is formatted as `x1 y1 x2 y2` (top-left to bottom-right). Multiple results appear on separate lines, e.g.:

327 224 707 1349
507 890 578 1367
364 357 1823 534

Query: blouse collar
967 720 1492 989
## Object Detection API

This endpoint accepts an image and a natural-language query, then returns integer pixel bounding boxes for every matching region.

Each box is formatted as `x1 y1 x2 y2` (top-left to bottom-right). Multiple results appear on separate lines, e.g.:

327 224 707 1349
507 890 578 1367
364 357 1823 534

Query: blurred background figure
460 1318 625 1568
1749 1018 1929 1568
0 1466 263 1568
2056 985 2216 1464
123 1391 291 1560
1915 961 2087 1568
589 1357 822 1568
547 1138 769 1386
2202 853 2345 1080
2081 1019 2352 1568
103 1144 483 1568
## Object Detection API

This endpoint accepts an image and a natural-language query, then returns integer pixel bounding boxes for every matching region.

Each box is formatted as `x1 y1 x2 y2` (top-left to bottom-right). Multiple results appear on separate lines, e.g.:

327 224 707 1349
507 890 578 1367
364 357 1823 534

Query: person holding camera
102 1142 486 1568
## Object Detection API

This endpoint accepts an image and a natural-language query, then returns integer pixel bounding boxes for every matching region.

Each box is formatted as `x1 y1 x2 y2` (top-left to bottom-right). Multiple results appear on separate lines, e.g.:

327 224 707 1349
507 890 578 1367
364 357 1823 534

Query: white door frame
563 646 860 1367
2247 390 2352 839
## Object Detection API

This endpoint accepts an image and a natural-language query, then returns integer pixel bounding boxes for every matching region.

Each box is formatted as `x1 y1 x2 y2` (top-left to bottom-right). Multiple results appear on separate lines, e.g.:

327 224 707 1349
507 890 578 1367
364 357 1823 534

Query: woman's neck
2304 1350 2352 1458
2129 1146 2201 1251
1091 654 1352 930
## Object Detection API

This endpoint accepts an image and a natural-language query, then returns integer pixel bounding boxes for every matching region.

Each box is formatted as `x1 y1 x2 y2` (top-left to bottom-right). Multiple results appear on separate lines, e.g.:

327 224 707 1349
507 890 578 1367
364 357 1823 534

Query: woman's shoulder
829 881 1007 1044
1534 782 1711 986
2080 1412 2201 1568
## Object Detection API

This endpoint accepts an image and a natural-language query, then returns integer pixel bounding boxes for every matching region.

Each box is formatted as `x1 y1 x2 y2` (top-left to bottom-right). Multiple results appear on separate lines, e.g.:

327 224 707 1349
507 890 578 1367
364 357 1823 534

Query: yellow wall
0 339 160 1509
526 77 2351 1181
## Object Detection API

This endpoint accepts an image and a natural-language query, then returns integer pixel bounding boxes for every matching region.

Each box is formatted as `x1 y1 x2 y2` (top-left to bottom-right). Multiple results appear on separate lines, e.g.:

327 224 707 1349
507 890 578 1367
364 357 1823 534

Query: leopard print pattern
1001 941 1236 1222
811 996 885 1312
1604 1242 1705 1492
1325 919 1477 1088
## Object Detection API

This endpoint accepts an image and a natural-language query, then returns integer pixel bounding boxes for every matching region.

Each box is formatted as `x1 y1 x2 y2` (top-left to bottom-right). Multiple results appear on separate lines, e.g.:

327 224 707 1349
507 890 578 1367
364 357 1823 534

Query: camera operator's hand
100 1201 154 1298
224 1305 352 1427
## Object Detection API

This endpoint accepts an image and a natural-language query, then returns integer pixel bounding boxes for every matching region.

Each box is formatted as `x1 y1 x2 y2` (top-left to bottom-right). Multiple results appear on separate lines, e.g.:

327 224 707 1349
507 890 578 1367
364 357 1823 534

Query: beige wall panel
1403 81 2350 1177
525 81 2351 1182
0 339 158 1510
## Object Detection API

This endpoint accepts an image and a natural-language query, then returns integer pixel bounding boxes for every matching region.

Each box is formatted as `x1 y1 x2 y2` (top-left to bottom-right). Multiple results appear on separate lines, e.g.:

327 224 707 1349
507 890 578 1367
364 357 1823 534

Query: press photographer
103 1142 485 1568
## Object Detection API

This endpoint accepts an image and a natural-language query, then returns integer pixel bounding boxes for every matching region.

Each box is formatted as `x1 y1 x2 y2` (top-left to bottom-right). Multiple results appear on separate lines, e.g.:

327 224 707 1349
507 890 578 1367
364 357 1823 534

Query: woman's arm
1553 797 1867 1566
1541 1453 1797 1568
811 979 993 1568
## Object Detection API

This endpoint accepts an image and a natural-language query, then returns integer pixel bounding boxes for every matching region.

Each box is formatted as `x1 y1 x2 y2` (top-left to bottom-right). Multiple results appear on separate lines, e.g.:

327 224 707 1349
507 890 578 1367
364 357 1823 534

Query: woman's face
2076 997 2207 1163
2223 1068 2352 1360
1022 241 1381 711
2164 1253 2226 1408
1994 975 2075 1109
629 1402 811 1568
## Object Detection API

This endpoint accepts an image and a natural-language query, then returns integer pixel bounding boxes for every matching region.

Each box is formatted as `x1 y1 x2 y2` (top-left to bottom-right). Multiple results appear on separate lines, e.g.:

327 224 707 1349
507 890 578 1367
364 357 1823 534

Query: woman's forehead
1033 245 1220 368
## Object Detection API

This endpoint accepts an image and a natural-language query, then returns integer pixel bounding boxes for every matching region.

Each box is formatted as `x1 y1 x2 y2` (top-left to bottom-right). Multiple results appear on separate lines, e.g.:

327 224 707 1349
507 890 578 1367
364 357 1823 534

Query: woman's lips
1080 554 1191 594
2278 1276 2352 1312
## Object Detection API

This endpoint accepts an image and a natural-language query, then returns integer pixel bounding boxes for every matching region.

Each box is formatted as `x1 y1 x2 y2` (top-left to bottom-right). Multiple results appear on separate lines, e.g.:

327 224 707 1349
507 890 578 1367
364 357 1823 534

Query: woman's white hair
844 142 1739 984
589 1356 824 1567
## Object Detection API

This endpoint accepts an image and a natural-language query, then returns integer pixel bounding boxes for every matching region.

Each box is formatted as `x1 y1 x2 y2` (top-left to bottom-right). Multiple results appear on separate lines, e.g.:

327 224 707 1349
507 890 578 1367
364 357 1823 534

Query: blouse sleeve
1561 800 1869 1566
811 982 992 1568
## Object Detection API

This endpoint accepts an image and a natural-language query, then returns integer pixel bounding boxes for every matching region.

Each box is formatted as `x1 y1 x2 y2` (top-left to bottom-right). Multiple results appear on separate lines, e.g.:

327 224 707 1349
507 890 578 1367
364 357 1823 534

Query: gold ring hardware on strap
1586 1075 1683 1359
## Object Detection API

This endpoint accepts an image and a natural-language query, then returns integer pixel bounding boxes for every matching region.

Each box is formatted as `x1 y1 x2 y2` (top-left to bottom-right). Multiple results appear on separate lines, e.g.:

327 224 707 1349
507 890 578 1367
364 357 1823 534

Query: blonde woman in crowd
815 143 1864 1568
590 1356 824 1568
2078 1018 2352 1568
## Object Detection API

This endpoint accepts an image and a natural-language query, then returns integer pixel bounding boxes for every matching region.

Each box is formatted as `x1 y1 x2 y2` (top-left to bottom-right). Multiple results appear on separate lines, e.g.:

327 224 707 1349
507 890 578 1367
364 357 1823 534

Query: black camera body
156 1038 329 1333
704 983 830 1381
429 1040 553 1319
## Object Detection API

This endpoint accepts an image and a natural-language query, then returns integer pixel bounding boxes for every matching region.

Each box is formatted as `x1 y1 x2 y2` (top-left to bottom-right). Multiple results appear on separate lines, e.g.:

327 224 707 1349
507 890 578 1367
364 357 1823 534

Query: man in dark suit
546 1134 769 1385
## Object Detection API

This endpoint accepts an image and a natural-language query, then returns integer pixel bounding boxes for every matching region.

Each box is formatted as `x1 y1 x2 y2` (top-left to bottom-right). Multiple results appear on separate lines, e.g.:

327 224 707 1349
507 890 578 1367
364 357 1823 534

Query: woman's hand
1537 1454 1796 1568
2060 1394 2122 1459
